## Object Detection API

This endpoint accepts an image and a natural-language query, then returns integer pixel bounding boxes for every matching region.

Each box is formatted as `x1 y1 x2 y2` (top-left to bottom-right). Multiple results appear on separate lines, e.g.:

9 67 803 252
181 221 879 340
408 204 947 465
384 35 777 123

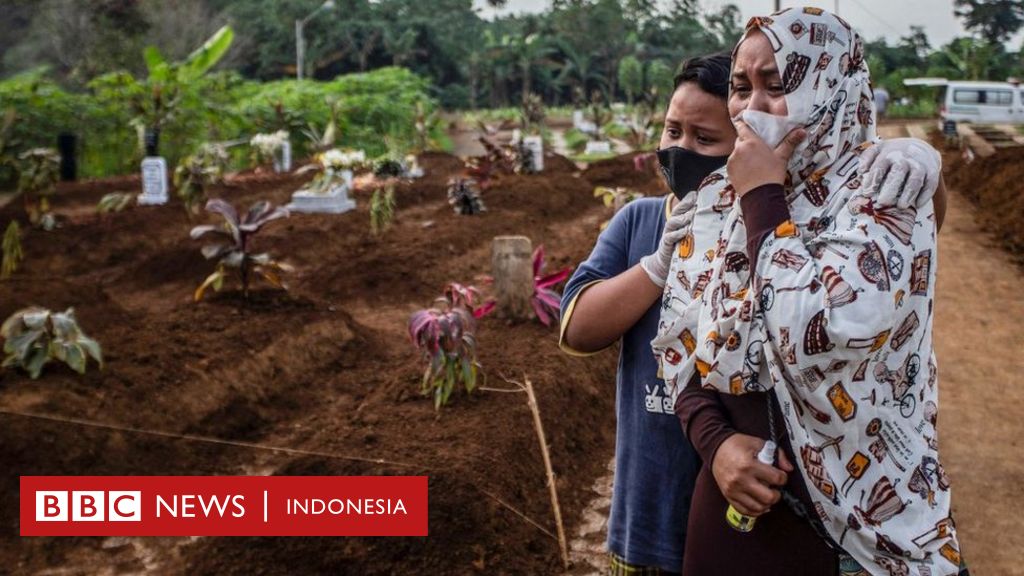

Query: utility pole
295 0 336 81
775 0 781 12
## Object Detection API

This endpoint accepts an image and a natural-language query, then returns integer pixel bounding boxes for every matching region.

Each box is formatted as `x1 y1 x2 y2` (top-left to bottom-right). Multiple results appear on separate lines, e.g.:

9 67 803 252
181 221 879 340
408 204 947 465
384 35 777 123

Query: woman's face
659 82 736 156
728 30 789 119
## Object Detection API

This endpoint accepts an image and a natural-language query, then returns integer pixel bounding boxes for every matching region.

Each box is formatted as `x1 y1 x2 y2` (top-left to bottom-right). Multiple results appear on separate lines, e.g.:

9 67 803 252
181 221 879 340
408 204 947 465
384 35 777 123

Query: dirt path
929 176 1024 575
882 121 1024 573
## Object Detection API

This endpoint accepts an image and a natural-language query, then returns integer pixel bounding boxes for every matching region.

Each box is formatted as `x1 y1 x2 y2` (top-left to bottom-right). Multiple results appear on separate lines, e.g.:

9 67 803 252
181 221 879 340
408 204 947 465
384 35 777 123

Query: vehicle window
989 90 1013 105
953 89 982 104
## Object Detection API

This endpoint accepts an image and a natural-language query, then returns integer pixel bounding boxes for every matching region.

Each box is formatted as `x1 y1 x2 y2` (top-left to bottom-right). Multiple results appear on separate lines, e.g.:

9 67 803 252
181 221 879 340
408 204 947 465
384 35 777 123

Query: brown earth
940 145 1024 265
884 124 1024 576
0 152 653 574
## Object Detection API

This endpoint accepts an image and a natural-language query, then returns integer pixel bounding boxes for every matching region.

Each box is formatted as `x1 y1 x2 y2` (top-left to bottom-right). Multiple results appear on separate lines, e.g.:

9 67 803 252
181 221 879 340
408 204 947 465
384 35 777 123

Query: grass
569 151 618 163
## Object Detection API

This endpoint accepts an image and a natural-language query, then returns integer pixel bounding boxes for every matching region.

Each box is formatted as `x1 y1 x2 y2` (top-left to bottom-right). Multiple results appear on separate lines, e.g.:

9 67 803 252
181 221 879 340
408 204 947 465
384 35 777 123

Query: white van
904 78 1024 124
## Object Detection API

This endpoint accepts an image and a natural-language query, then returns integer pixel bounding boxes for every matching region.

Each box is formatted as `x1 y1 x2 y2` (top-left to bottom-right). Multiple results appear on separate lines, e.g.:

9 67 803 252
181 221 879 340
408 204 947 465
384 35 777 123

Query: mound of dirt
941 145 1024 264
582 153 667 196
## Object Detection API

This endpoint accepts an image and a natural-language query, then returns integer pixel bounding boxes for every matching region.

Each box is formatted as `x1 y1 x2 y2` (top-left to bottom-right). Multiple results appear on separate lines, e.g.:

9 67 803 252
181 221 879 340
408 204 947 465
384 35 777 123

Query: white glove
640 194 697 288
860 138 942 209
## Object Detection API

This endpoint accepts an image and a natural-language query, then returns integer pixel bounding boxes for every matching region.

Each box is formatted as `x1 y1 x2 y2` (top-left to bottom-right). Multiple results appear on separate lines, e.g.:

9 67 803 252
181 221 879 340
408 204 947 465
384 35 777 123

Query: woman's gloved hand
860 138 942 209
640 193 697 288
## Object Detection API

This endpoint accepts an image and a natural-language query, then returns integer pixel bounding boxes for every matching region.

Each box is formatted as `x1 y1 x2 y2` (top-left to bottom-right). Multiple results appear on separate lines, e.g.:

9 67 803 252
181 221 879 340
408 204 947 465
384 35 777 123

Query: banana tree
123 26 235 155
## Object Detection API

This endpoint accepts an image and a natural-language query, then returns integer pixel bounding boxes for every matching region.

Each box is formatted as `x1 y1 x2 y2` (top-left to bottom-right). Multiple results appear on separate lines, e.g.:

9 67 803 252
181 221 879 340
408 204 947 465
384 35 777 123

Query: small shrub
190 199 291 301
17 148 60 230
532 246 572 327
447 178 486 215
174 143 229 215
97 192 135 214
520 93 546 135
408 283 494 409
370 185 396 235
2 220 22 279
1 307 103 379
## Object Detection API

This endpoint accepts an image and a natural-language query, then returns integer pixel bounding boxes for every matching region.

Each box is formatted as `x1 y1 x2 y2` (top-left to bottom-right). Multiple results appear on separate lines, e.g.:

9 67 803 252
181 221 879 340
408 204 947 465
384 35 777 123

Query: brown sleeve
675 373 737 466
740 183 790 262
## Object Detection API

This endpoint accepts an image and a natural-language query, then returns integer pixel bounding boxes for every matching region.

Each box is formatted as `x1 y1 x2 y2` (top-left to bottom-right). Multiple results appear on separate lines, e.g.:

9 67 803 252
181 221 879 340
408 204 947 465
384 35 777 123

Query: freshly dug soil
0 151 650 574
934 136 1024 265
582 153 667 196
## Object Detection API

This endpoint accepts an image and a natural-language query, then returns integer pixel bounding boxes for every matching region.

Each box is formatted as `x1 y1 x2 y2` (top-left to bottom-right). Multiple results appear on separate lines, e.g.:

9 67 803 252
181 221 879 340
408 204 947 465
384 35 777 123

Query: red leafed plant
409 283 495 409
532 246 572 327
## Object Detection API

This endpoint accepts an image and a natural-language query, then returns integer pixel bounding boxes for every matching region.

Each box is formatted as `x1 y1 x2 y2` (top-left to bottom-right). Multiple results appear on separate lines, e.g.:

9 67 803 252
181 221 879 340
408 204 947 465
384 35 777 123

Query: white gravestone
523 135 544 172
274 140 292 173
287 169 356 214
584 141 612 155
572 110 584 129
138 157 168 205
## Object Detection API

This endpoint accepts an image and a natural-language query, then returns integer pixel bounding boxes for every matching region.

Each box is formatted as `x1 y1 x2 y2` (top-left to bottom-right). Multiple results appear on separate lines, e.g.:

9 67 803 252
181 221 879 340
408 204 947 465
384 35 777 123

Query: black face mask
656 146 729 200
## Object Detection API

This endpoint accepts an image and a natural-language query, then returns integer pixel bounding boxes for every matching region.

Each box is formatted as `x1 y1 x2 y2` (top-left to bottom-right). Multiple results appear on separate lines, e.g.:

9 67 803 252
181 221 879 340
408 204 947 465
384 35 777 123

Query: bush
0 67 442 181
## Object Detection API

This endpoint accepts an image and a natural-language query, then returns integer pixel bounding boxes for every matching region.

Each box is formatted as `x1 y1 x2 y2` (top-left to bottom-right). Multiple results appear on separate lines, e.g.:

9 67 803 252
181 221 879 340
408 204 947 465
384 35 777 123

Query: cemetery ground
0 150 663 574
0 124 1022 574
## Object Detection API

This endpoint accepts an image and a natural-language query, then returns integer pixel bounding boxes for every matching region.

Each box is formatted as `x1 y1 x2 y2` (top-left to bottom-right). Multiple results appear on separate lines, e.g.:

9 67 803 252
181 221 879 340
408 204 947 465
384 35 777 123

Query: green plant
135 26 236 142
413 100 441 153
370 185 396 235
190 199 291 301
587 90 613 141
519 92 546 135
174 143 229 215
531 246 572 327
447 178 486 215
97 192 136 214
17 148 60 230
594 186 644 230
408 283 494 409
301 98 341 153
1 307 103 379
2 220 22 279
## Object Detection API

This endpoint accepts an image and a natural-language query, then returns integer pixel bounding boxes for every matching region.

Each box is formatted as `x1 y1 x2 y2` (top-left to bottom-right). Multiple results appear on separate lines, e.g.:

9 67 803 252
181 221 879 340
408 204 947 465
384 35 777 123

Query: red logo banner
20 476 428 536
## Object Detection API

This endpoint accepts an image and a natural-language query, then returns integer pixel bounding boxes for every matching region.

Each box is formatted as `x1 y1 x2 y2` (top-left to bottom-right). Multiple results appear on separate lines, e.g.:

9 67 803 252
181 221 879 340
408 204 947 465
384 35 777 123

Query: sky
474 0 1024 49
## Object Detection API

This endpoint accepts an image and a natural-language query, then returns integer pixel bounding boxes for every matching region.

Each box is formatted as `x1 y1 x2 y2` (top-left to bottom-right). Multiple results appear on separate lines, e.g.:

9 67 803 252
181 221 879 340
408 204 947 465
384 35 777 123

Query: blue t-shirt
559 196 701 571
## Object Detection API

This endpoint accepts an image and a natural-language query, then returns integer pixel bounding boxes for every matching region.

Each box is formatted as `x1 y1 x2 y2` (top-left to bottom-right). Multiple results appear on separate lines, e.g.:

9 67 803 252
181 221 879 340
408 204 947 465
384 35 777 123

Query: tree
954 0 1024 43
618 55 643 106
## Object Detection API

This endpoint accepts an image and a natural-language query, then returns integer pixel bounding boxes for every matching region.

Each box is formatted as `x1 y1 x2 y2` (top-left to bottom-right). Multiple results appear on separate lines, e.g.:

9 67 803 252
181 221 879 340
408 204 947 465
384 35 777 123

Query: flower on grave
319 148 366 171
249 130 289 156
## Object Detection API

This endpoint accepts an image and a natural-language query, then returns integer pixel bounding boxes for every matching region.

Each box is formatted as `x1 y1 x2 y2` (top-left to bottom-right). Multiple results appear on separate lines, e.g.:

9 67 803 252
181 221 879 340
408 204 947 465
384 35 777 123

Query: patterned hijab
653 8 961 575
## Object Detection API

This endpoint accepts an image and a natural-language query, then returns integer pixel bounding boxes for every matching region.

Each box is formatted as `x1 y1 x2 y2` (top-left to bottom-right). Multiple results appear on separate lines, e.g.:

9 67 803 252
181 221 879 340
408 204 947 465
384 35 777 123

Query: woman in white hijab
655 8 965 576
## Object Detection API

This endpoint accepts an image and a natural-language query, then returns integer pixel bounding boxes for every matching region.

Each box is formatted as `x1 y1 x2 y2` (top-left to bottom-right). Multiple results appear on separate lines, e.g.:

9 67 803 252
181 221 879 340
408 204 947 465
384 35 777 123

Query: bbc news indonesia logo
21 476 428 536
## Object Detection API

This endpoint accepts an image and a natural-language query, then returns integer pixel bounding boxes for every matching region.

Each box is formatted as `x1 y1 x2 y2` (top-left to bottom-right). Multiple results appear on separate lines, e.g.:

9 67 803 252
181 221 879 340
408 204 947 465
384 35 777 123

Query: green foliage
955 0 1024 43
887 99 939 119
618 56 644 105
563 128 590 154
519 93 546 135
174 144 230 215
370 185 396 236
190 199 292 301
0 66 437 180
1 307 103 380
18 148 60 230
2 221 23 279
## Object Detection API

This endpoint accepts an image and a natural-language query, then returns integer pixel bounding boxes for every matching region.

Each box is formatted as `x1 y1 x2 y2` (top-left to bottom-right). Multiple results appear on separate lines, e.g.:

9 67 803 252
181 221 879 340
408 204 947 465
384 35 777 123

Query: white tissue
737 110 803 148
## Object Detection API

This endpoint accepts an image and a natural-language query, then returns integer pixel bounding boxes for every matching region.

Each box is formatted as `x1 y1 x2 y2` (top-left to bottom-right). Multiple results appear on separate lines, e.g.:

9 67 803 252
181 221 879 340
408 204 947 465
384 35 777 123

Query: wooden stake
523 376 570 571
491 236 534 321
